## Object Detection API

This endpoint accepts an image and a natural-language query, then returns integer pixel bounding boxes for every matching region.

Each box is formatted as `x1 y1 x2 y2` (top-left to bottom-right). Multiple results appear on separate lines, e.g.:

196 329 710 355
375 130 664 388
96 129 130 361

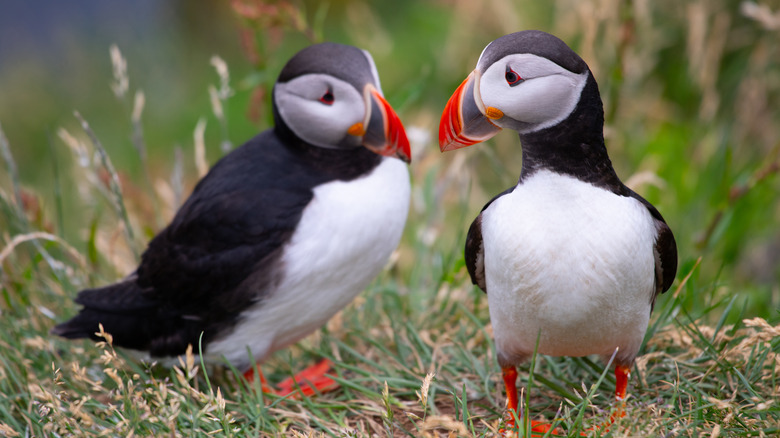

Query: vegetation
0 0 778 436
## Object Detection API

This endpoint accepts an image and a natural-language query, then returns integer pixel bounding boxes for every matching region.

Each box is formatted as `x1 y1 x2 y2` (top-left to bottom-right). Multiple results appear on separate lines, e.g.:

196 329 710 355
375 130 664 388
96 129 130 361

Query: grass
1 0 779 436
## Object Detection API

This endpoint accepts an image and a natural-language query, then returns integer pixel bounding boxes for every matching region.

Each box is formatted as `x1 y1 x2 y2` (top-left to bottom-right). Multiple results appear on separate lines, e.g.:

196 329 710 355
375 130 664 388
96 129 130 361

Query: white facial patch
275 74 365 148
478 53 588 133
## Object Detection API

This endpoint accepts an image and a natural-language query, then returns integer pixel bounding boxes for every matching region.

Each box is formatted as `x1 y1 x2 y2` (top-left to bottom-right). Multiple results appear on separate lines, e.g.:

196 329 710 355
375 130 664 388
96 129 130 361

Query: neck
272 99 381 181
517 73 623 191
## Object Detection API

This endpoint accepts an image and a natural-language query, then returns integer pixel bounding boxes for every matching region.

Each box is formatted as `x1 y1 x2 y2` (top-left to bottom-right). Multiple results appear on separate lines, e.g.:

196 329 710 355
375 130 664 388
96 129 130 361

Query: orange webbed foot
276 358 338 396
499 419 562 437
243 358 338 398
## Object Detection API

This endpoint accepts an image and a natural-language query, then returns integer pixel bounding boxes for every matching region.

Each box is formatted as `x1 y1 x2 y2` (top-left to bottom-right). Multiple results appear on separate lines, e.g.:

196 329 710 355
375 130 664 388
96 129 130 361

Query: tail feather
73 279 157 313
51 280 161 351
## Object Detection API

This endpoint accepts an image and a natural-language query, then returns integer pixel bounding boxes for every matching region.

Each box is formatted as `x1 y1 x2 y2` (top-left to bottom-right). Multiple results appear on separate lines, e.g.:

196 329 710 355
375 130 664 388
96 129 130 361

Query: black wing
625 188 678 307
465 186 515 293
54 131 325 356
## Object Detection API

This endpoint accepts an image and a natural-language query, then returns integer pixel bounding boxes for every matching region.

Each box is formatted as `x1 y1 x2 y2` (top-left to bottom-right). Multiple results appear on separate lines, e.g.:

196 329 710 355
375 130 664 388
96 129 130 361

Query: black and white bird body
439 30 677 429
53 42 411 390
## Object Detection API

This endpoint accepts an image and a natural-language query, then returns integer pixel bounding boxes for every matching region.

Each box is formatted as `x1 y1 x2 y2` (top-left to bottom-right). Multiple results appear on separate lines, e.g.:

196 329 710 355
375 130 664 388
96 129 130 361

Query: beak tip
438 139 466 153
397 136 412 163
438 136 452 152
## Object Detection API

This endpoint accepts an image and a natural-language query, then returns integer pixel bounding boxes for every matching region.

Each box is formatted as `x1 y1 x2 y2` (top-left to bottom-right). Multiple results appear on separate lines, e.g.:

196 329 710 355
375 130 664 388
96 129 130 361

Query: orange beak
359 84 411 163
439 70 501 152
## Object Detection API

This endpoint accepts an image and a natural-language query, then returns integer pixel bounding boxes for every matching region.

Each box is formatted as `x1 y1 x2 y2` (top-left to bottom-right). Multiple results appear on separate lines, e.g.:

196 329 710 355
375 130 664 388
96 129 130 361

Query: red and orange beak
352 84 411 163
439 70 502 152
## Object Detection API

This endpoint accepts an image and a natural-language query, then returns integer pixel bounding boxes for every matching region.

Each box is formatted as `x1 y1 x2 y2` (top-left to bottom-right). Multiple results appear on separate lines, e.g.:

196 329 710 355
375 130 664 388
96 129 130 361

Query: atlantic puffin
53 42 411 396
439 30 677 431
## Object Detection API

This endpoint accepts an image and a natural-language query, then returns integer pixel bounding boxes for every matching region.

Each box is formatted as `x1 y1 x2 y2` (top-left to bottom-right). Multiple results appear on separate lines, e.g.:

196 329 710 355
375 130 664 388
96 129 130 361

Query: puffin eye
319 89 335 105
505 66 524 87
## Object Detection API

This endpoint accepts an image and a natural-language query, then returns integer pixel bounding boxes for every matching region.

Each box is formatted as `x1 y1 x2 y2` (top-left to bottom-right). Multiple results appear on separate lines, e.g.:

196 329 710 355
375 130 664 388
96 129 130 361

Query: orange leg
584 364 632 435
243 358 338 398
612 364 629 420
614 364 630 401
503 366 520 419
500 366 555 436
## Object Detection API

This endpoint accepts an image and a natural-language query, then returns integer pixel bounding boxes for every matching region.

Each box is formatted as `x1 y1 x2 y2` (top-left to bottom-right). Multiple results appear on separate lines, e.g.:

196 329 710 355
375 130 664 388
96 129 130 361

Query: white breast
482 170 657 364
206 157 410 369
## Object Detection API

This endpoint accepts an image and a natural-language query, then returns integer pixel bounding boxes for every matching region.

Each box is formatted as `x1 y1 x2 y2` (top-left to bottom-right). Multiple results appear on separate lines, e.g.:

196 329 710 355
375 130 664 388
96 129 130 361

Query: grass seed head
132 90 145 123
417 372 435 408
109 44 129 98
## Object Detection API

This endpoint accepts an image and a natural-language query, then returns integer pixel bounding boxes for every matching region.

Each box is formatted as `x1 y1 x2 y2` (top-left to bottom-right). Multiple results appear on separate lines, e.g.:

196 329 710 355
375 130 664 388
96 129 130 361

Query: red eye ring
319 89 335 105
505 66 523 87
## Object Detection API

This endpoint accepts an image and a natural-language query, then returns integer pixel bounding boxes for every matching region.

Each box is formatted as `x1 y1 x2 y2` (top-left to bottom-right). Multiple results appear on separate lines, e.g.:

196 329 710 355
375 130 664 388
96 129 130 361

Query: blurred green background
1 0 779 322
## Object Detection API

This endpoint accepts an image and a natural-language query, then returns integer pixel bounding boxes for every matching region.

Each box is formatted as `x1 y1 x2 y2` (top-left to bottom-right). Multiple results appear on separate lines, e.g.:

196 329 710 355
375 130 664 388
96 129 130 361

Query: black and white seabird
53 42 411 395
439 30 677 431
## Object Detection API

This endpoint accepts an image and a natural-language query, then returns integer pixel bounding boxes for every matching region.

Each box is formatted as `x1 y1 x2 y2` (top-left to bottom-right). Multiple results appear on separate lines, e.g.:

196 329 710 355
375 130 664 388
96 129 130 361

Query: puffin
439 30 677 431
52 42 411 396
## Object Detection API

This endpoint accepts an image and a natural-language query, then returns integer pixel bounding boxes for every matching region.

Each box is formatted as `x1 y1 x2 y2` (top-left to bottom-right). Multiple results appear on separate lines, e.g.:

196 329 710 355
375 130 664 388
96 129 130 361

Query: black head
476 30 588 75
277 42 381 92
